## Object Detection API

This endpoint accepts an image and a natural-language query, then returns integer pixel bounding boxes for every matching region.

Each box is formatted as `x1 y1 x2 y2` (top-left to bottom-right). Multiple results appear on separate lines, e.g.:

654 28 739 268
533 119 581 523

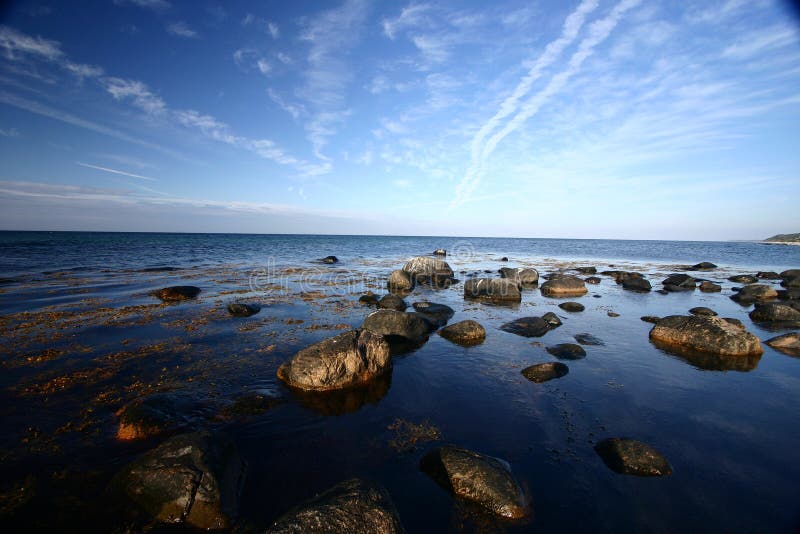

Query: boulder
266 479 404 533
116 392 194 441
778 288 800 300
277 330 391 391
402 257 454 285
594 438 672 477
412 301 455 327
730 284 778 304
500 317 550 338
782 276 800 288
558 302 584 312
438 320 486 346
420 446 528 519
690 262 717 270
521 362 569 383
622 277 651 292
780 269 800 279
698 280 722 292
541 312 562 327
689 307 717 317
153 286 200 302
749 302 800 325
574 333 604 345
115 431 244 529
321 256 339 264
765 332 800 356
377 294 407 311
498 267 539 285
575 266 597 274
387 270 413 292
649 315 763 356
546 343 586 360
585 276 602 285
358 292 379 305
757 271 781 280
499 257 509 262
728 274 757 284
464 278 521 302
661 274 695 291
433 248 447 256
602 271 643 283
227 303 261 317
362 310 433 340
540 275 587 297
640 316 661 324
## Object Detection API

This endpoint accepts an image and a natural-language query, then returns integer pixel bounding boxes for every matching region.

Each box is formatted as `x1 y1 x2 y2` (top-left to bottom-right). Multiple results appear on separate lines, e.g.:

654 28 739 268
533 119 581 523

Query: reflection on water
287 371 392 416
651 339 762 372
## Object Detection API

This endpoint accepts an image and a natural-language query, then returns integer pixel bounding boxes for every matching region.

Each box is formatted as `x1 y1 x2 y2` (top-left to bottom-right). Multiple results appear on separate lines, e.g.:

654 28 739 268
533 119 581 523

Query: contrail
76 161 157 181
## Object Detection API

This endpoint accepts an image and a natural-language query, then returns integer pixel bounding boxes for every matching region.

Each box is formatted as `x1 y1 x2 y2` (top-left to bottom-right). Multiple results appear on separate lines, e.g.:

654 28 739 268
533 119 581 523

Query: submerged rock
115 431 244 530
574 333 604 345
662 274 696 291
540 275 588 297
501 317 550 338
377 294 407 311
749 302 800 325
421 446 529 519
412 301 455 327
152 286 201 302
498 267 539 286
521 362 569 383
227 302 261 317
594 438 672 477
649 315 763 356
387 269 413 292
464 278 522 302
699 280 722 292
730 284 778 304
438 320 486 346
728 274 757 284
622 277 652 292
765 332 800 356
362 309 433 340
266 478 404 533
402 256 454 286
558 302 584 312
277 330 391 391
546 343 586 360
115 392 194 441
689 307 717 317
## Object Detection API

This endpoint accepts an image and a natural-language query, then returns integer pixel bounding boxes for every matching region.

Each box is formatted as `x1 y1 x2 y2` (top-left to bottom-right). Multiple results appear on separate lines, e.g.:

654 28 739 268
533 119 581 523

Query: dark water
0 231 799 532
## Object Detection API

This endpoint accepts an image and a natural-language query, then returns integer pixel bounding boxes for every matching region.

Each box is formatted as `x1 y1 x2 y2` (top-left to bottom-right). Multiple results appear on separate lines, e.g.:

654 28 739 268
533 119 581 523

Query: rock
782 276 800 288
227 303 261 317
594 438 672 477
662 274 695 291
689 307 717 317
498 267 539 285
728 274 758 284
438 320 486 346
602 271 643 283
558 302 584 312
540 274 588 297
723 318 745 329
402 256 454 286
321 256 339 264
640 316 661 324
433 248 447 256
649 315 763 356
757 271 781 280
656 289 669 295
499 257 509 262
500 317 551 337
765 332 800 356
412 301 455 327
778 288 800 300
377 294 407 311
585 276 602 284
115 392 199 441
362 310 433 340
730 284 778 304
387 269 413 292
358 292 379 305
607 312 620 317
622 277 652 292
541 312 562 327
749 302 800 325
575 266 597 274
690 262 717 270
152 286 200 302
546 343 586 360
141 266 181 272
221 392 282 417
420 446 528 519
115 431 244 530
521 362 569 383
780 269 800 279
464 278 522 302
574 333 604 345
277 330 391 391
698 280 722 292
266 479 404 533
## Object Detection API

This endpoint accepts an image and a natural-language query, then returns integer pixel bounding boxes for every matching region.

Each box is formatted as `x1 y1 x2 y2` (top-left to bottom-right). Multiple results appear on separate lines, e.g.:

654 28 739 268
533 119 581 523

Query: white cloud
382 3 433 39
76 161 158 181
114 0 170 11
276 52 292 64
267 88 304 119
268 22 280 39
0 25 63 61
257 58 271 74
102 77 166 115
0 127 20 137
722 26 798 59
166 21 198 38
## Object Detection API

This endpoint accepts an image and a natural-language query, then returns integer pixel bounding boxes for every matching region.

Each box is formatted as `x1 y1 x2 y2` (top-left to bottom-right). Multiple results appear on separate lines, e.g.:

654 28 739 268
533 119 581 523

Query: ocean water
0 231 799 532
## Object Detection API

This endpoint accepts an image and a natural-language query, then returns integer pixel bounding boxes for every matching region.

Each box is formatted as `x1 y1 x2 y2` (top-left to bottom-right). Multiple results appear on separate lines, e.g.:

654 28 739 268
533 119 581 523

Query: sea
0 231 799 532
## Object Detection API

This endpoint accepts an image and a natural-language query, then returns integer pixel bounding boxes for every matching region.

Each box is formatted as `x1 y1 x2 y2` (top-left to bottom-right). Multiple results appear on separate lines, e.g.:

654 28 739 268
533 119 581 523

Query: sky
0 0 799 240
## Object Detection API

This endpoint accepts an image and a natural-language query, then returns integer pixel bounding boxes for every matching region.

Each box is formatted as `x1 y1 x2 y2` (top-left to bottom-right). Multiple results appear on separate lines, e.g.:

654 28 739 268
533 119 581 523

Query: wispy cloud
267 88 304 119
382 3 433 39
113 0 170 11
0 127 20 137
268 22 280 39
166 21 198 38
76 161 158 181
722 25 798 60
102 77 166 114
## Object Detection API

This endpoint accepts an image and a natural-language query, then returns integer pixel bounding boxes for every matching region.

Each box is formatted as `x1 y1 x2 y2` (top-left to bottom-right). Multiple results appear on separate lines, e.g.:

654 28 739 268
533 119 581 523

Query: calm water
0 231 799 532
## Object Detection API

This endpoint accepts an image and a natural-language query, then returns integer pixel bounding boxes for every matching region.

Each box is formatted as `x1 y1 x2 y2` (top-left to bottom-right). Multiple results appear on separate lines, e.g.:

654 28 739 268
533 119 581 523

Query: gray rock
749 302 800 325
574 333 604 345
421 446 529 519
362 309 433 340
387 269 413 292
412 301 454 327
521 362 569 383
699 280 722 292
558 302 585 312
500 317 550 337
377 294 407 311
498 267 539 285
277 330 391 391
438 320 486 346
689 307 717 317
546 343 586 360
649 315 763 356
622 277 652 292
227 302 261 317
464 278 522 302
540 274 588 297
765 332 800 356
662 274 695 291
594 438 672 477
730 284 778 304
402 256 454 286
152 286 201 302
728 274 758 284
266 478 404 534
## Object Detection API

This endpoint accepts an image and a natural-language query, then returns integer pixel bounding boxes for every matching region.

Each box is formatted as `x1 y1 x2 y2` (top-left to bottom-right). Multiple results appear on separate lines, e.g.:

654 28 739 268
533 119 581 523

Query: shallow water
0 232 799 532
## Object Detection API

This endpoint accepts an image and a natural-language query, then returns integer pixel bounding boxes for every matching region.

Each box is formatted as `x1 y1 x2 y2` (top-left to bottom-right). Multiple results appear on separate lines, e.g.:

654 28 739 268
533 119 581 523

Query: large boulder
115 431 244 530
661 274 695 291
277 330 391 391
266 479 404 533
765 332 800 356
421 446 529 519
594 438 672 477
649 315 763 356
438 320 486 346
153 286 201 302
362 309 433 340
402 256 454 285
412 301 454 326
377 294 407 311
500 317 551 338
730 284 778 304
498 267 539 285
782 276 800 288
387 269 412 292
464 278 521 302
749 302 800 325
621 277 651 292
780 269 800 279
540 275 587 297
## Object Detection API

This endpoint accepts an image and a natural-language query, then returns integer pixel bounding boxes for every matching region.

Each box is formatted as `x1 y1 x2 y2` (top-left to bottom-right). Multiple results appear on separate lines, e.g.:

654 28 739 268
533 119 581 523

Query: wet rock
728 274 757 284
498 267 539 286
765 332 800 356
649 315 763 356
227 303 261 317
699 280 722 292
116 392 194 441
782 276 800 288
541 312 562 327
266 478 404 533
433 248 447 256
585 276 601 284
640 316 661 324
575 266 597 274
362 309 433 340
690 262 717 270
689 307 717 317
358 292 379 305
500 317 550 338
730 284 778 304
749 302 800 325
439 320 486 346
607 312 620 317
594 438 672 477
722 318 745 329
574 333 604 345
602 271 643 283
778 288 800 300
277 330 391 391
781 269 800 279
412 301 455 327
662 274 695 291
387 269 413 292
321 256 339 264
402 256 454 286
421 446 528 519
757 271 781 280
221 392 282 417
622 277 651 292
115 431 244 530
546 343 586 360
464 278 521 302
558 302 584 312
377 294 407 311
521 362 569 383
540 274 588 297
152 286 200 302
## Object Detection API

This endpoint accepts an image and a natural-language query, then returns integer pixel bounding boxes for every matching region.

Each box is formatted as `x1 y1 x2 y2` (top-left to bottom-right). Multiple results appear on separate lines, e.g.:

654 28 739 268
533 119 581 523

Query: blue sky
0 0 798 239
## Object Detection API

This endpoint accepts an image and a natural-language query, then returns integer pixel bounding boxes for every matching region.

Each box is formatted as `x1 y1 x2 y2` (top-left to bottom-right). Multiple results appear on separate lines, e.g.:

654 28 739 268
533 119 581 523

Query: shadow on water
285 371 393 416
651 339 762 372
